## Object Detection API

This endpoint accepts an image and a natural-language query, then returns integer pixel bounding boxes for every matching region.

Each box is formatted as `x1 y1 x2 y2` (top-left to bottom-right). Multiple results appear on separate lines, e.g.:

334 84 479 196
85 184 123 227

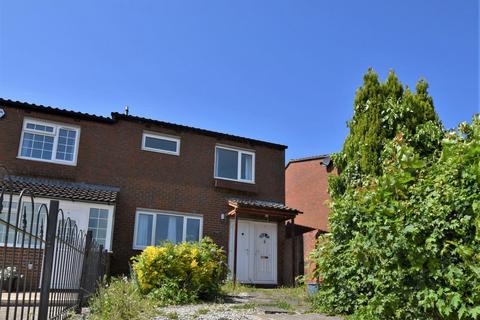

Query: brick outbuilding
285 155 335 281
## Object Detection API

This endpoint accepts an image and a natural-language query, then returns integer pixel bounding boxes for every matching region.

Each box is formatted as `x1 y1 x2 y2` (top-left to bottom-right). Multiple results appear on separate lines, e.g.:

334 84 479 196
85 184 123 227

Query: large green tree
312 70 480 319
331 69 442 196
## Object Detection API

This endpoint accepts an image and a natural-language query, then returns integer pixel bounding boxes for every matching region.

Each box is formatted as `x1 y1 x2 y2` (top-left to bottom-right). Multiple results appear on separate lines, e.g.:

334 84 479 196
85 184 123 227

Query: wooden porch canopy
227 199 302 287
227 199 302 221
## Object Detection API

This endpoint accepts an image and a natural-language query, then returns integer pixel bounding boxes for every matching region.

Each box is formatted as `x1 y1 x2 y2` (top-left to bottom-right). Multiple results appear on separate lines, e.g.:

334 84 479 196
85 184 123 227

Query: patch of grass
195 307 210 315
222 282 307 300
221 282 311 314
221 281 257 294
230 302 256 310
274 300 294 311
165 311 179 320
88 277 157 320
265 286 307 300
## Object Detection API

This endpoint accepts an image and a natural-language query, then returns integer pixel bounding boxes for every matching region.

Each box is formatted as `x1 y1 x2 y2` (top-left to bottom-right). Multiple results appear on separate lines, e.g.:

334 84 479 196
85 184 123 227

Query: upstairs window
215 146 255 183
18 119 80 165
141 132 180 155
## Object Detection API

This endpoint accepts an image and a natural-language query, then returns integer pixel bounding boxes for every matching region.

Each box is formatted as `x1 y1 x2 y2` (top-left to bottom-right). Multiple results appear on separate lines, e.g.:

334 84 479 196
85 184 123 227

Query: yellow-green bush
131 237 227 304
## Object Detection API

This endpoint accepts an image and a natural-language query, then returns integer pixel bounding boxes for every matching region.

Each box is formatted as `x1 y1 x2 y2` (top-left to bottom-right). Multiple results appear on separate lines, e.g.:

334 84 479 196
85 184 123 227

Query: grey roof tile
1 176 119 204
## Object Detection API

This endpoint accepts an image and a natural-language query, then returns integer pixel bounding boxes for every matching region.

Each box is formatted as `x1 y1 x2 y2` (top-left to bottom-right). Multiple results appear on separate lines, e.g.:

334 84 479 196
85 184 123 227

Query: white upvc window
133 210 203 250
18 118 80 166
0 201 47 248
88 208 109 248
214 145 255 183
141 132 180 156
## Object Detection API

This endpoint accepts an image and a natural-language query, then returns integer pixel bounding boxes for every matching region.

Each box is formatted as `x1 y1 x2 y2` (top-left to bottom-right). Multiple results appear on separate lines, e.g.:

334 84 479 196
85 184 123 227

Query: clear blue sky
0 1 478 160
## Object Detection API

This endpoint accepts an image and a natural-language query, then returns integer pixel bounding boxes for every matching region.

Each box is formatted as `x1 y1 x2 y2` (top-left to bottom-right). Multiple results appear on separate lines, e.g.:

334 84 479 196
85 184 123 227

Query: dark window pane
241 153 253 180
32 149 42 158
42 151 52 160
88 218 98 229
145 136 177 152
155 214 184 244
186 218 200 242
98 219 108 229
216 148 238 179
97 229 107 238
59 129 68 138
99 209 108 219
136 214 153 247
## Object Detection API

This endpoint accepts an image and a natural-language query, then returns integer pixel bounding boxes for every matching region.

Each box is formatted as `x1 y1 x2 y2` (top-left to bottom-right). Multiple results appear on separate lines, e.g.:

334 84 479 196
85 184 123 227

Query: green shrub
312 116 480 319
131 237 227 305
88 277 156 320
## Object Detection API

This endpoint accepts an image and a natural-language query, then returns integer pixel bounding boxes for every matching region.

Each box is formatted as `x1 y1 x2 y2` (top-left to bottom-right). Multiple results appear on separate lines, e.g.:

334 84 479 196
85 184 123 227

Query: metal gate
0 170 108 319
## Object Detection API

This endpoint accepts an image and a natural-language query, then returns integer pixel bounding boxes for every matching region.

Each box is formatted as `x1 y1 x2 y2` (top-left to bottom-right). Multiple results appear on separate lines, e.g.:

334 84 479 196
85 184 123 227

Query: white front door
228 220 277 284
236 221 251 282
253 222 276 283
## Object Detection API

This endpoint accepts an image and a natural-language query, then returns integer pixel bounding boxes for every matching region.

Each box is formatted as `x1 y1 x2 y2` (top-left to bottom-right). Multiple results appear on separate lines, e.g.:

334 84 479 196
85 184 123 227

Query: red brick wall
285 160 334 231
0 247 44 290
0 105 287 282
303 229 319 281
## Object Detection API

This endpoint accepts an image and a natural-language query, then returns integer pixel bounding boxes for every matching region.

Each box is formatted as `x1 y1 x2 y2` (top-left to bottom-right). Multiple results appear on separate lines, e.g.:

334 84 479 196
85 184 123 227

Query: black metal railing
0 170 108 319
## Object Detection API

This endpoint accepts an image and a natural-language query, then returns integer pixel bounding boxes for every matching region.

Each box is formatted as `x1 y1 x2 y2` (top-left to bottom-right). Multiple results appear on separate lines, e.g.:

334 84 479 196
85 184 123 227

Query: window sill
17 156 77 167
214 178 258 194
141 147 180 156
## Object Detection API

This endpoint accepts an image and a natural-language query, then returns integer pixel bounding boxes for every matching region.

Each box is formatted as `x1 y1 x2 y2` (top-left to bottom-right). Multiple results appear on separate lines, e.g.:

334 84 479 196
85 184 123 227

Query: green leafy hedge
131 237 227 305
312 116 480 319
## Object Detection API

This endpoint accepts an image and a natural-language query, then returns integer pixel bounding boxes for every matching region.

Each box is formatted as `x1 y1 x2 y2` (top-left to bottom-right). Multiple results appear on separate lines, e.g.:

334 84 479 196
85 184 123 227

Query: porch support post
291 217 296 286
233 211 239 289
233 212 238 289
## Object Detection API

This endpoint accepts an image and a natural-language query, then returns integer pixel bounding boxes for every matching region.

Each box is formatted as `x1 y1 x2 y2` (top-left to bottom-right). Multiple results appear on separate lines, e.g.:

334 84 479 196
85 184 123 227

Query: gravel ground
154 302 259 320
153 293 343 320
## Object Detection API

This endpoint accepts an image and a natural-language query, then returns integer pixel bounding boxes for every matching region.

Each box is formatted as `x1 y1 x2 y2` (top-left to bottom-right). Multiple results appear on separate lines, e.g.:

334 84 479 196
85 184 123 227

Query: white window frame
133 209 203 250
214 145 255 184
87 208 109 248
0 200 48 248
141 132 180 156
17 118 81 166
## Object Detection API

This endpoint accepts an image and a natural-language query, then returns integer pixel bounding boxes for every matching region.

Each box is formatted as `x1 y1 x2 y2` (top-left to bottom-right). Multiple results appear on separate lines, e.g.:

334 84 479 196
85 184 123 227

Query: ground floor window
0 201 46 247
133 210 202 249
88 208 109 247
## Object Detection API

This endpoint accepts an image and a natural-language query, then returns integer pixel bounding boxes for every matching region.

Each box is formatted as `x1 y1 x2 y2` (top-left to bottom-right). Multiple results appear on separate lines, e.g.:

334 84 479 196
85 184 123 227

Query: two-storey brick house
0 98 300 286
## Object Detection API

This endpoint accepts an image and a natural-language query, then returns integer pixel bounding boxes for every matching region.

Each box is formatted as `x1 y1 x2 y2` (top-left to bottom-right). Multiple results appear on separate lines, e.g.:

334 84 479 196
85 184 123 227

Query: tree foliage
331 69 442 196
312 70 480 319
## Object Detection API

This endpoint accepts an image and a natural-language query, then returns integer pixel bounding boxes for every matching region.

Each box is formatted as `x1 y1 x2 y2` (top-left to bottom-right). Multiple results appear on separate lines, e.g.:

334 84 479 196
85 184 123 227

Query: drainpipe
291 218 296 286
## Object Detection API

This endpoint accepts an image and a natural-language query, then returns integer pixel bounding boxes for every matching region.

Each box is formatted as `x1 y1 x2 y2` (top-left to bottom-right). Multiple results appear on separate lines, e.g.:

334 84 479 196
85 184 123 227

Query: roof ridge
0 98 287 150
288 154 330 163
285 154 331 169
229 197 285 205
